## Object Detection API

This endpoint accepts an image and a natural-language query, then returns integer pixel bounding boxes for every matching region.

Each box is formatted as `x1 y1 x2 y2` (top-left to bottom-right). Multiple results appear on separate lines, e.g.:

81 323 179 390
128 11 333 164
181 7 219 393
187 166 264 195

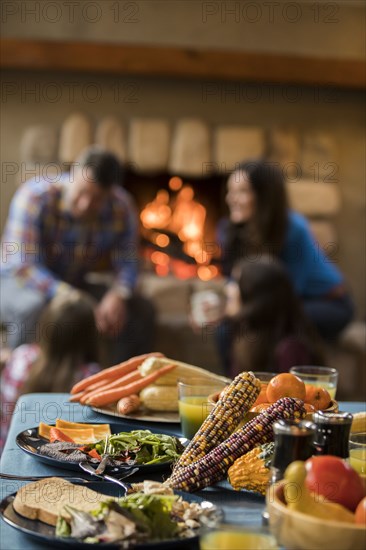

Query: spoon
78 462 137 494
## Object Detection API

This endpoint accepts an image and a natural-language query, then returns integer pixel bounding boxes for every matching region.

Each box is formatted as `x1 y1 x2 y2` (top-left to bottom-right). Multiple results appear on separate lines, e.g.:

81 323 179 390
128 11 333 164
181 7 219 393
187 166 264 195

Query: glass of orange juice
349 432 366 475
289 366 338 399
178 378 227 439
200 525 278 550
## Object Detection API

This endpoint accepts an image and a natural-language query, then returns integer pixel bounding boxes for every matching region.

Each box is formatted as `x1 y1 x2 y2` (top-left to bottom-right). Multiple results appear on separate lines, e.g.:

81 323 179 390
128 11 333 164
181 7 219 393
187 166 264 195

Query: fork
0 473 100 484
78 462 137 494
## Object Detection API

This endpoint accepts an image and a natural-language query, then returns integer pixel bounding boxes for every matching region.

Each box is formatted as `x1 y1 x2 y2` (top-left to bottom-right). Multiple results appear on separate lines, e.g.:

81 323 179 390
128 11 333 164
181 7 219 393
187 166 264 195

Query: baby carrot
86 364 177 407
70 352 164 394
79 370 143 404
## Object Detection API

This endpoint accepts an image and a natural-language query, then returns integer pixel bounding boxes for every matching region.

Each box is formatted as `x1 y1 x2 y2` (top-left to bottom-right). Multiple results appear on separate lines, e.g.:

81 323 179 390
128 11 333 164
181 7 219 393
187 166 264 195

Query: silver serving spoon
94 435 110 475
78 462 137 494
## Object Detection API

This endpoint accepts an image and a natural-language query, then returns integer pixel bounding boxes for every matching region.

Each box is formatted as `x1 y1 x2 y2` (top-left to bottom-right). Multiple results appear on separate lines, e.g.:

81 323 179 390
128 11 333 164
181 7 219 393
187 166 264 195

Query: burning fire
140 178 216 280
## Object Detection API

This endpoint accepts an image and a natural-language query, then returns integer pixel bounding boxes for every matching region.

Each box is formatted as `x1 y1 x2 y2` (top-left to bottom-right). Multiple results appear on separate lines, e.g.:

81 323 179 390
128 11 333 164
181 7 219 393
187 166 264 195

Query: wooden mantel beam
1 38 364 89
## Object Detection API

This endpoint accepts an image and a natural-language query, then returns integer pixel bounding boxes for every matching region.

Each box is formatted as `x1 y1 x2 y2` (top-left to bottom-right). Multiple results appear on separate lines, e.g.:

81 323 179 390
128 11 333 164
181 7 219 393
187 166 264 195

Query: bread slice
13 477 112 526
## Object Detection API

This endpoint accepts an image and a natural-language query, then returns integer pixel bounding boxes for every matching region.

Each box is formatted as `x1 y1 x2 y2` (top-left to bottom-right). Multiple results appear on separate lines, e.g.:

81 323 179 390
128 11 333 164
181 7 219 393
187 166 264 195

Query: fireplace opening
123 170 227 280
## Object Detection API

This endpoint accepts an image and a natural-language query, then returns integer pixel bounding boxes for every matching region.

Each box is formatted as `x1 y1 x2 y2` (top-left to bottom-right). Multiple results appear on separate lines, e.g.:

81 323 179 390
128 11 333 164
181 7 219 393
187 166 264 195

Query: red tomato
355 497 366 524
305 455 365 512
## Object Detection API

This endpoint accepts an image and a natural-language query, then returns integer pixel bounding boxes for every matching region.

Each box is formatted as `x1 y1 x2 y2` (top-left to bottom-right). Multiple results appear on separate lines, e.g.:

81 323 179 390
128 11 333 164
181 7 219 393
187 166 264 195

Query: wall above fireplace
1 1 365 314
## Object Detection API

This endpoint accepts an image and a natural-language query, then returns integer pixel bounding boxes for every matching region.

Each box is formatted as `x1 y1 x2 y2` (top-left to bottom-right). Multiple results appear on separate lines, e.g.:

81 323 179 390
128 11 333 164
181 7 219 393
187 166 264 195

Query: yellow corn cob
138 356 230 386
139 385 178 411
173 371 261 470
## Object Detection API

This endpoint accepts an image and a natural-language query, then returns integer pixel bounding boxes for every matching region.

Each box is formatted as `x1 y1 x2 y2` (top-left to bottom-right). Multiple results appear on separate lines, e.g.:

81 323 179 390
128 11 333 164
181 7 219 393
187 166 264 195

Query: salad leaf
55 517 71 537
87 430 183 465
117 493 178 540
62 505 105 540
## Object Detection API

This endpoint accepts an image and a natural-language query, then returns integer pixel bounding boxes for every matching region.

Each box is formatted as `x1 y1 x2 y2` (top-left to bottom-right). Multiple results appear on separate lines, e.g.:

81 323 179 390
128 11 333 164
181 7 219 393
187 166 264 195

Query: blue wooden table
0 394 364 549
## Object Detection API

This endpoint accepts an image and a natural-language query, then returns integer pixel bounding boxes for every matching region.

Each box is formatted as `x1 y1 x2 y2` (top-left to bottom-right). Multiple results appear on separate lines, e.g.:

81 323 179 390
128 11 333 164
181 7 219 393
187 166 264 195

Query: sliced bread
13 477 111 526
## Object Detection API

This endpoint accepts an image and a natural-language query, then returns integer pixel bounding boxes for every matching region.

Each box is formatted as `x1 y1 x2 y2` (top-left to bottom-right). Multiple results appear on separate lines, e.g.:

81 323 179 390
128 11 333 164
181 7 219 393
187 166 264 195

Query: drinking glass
200 524 278 550
252 372 277 383
289 366 338 399
349 432 366 475
178 378 227 439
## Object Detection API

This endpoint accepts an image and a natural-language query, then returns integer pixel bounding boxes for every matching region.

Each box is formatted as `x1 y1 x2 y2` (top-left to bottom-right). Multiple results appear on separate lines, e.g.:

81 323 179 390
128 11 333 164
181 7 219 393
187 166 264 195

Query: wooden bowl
266 481 366 550
207 391 338 421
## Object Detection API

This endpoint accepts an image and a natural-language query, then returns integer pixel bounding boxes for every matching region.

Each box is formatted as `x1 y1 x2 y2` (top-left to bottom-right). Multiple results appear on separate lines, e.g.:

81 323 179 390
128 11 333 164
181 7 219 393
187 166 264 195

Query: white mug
190 290 223 325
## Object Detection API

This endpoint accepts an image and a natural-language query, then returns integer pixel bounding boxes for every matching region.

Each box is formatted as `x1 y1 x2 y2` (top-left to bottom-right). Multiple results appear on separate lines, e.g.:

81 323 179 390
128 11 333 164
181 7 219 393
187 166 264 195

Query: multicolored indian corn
168 397 306 492
174 371 261 470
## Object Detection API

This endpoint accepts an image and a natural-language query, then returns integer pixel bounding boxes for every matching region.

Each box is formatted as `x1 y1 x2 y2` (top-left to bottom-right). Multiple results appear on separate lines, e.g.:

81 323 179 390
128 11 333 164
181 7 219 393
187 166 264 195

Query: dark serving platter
16 423 188 474
0 486 222 549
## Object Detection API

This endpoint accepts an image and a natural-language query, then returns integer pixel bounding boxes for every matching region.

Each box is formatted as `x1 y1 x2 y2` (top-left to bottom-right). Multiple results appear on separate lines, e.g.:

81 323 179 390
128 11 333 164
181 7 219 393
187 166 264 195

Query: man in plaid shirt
0 147 155 363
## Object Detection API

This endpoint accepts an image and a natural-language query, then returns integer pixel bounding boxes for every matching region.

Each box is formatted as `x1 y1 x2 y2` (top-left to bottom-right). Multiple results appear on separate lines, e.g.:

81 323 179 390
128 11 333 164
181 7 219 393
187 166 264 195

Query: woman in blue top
218 160 354 343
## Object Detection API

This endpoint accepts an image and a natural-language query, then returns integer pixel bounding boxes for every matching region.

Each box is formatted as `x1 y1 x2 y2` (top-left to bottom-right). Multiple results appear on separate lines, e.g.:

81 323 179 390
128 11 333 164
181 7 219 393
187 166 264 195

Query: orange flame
140 179 216 278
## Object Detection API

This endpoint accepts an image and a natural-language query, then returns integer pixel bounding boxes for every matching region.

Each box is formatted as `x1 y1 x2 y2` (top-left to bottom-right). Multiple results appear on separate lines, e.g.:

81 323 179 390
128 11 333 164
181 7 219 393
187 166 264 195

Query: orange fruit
266 373 306 403
355 497 366 525
252 383 269 407
305 385 331 411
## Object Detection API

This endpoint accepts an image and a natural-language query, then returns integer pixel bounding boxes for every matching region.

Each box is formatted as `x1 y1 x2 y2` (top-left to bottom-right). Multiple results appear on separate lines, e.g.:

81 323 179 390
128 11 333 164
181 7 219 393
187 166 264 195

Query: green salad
56 482 219 545
87 430 184 465
56 493 179 544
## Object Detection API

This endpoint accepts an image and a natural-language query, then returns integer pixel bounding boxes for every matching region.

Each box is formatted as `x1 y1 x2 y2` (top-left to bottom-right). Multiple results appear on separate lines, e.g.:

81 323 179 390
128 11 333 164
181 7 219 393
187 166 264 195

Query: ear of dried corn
173 371 261 470
167 397 306 493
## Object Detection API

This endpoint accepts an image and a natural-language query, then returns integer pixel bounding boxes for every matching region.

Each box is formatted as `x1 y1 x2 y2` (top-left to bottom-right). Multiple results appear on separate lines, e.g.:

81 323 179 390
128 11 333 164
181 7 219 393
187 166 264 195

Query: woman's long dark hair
231 256 324 374
223 160 288 275
21 292 99 394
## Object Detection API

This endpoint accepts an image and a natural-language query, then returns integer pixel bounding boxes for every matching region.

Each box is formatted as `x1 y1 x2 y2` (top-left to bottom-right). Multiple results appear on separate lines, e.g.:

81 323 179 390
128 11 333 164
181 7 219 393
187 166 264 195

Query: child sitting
0 291 100 451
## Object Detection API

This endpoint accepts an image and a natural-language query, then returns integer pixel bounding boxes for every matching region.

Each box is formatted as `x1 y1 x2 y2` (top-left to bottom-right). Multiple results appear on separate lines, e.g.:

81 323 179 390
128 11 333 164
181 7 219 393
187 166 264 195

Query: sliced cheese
38 422 97 444
55 419 111 439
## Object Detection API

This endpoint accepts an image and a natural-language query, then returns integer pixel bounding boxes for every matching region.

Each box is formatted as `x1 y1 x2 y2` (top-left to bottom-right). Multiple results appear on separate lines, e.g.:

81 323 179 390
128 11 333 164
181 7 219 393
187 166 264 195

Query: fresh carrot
70 352 164 395
79 379 109 394
88 449 102 460
86 363 177 407
69 391 85 403
79 370 143 404
49 427 75 443
70 380 112 403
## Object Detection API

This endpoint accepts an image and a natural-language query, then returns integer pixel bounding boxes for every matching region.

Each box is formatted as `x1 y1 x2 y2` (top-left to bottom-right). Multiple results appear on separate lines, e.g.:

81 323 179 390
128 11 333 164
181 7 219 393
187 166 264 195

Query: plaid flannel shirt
0 174 139 298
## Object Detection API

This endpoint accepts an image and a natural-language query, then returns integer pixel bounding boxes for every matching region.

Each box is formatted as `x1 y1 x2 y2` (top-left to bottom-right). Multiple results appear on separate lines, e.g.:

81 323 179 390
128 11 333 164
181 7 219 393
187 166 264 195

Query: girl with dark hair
228 256 324 378
0 291 100 451
218 160 354 342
